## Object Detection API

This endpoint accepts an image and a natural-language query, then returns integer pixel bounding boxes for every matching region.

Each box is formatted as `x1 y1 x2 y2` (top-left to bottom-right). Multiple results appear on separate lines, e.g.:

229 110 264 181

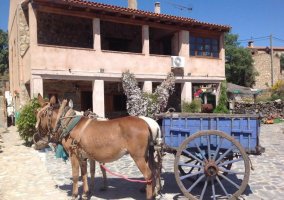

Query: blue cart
158 113 264 200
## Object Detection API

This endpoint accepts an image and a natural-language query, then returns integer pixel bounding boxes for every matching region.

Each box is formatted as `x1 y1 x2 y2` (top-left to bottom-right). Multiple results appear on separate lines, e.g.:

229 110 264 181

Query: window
37 12 93 48
149 27 175 56
100 21 142 53
190 36 219 58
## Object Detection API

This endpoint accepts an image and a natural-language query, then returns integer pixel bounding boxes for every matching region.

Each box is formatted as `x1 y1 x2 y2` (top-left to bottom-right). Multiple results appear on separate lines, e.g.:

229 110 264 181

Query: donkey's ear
68 99 74 108
50 95 57 106
38 93 46 107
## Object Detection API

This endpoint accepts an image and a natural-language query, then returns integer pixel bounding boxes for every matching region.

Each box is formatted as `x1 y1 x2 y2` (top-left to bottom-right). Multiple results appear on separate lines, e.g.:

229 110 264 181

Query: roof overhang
23 0 231 32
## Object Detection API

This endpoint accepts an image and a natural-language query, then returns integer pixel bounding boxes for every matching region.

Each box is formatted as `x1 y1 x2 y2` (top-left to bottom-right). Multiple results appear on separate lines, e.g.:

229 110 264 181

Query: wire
273 36 284 43
238 36 270 42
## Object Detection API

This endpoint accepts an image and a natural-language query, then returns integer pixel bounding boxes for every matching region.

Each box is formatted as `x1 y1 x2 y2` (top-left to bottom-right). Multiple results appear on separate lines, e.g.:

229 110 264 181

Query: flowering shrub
122 71 175 118
271 80 284 101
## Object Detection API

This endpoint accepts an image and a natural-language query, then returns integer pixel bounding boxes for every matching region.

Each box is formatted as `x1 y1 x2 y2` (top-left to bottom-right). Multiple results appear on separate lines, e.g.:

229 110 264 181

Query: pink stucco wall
9 0 227 112
30 45 225 77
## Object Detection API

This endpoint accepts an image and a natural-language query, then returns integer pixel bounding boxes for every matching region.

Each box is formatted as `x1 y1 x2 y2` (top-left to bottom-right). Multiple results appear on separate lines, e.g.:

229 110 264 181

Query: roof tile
34 0 231 31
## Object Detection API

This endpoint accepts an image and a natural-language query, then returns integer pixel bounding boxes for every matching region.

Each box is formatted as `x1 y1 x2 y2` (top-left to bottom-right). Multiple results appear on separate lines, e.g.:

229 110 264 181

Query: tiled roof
30 0 230 31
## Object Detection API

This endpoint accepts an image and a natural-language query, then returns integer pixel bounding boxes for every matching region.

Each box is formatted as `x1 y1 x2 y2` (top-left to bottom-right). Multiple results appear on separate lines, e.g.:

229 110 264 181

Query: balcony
30 44 224 79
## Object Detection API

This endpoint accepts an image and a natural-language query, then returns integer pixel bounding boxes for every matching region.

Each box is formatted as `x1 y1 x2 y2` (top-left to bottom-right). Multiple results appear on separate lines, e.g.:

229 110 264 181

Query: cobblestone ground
0 127 68 200
0 123 283 200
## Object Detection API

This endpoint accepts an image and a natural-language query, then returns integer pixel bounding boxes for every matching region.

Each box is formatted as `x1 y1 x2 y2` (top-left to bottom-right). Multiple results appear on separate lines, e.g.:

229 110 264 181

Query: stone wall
233 101 284 118
43 80 83 111
37 12 93 48
18 6 30 56
0 80 9 96
253 51 281 89
0 96 7 128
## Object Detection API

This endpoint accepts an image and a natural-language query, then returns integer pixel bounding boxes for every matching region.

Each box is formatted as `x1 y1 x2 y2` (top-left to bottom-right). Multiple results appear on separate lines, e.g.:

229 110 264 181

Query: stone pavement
0 126 68 200
0 123 283 200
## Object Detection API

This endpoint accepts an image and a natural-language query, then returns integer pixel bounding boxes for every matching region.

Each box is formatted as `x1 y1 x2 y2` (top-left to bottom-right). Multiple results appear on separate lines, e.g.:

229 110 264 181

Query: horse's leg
89 159 96 194
100 163 108 191
132 158 154 200
80 159 89 200
154 150 163 196
70 153 80 200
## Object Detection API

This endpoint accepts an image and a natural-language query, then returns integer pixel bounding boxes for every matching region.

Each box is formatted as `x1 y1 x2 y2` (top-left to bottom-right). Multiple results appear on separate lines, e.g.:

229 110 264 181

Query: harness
55 106 83 141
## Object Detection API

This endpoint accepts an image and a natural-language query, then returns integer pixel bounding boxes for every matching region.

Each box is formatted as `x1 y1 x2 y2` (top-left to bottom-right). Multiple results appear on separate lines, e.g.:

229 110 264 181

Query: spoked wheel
178 155 233 182
174 130 250 200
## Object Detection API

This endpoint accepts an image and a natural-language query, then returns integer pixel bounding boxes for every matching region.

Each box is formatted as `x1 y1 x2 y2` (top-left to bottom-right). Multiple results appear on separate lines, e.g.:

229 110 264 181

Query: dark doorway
81 91 92 111
167 83 181 112
113 94 127 111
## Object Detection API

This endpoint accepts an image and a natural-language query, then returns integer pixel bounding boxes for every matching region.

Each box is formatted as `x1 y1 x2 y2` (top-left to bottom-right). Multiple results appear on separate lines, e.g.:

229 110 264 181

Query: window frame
190 35 220 58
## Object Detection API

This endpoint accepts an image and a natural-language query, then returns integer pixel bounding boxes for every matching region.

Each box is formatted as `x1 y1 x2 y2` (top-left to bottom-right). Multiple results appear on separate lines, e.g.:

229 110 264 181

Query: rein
100 164 152 184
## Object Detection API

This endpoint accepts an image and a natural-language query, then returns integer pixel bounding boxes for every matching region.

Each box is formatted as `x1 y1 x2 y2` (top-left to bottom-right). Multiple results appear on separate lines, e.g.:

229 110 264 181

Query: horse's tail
138 116 163 196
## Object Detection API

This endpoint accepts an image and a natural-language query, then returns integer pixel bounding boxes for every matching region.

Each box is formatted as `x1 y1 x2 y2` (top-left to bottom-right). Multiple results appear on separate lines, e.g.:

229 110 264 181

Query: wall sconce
100 68 104 73
187 72 191 76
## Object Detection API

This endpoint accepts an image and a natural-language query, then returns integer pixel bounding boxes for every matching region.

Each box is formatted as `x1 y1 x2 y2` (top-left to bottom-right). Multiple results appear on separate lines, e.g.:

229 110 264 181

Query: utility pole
270 34 274 86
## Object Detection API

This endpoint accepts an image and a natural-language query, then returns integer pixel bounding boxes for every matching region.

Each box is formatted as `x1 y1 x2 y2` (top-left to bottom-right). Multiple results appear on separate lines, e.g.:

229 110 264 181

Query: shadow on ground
58 171 253 199
58 172 183 199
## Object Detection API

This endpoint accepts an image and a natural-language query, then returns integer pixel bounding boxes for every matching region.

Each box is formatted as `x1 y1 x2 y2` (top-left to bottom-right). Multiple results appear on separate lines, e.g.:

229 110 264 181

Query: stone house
8 0 230 118
248 42 284 89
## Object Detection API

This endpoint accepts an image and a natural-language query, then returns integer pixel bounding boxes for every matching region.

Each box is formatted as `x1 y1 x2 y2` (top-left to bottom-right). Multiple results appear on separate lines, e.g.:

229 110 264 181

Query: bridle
36 102 82 143
36 104 57 141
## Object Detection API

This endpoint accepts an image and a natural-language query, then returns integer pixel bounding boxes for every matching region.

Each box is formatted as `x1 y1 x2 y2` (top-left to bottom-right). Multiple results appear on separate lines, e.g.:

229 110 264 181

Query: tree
213 81 229 114
225 33 257 87
0 29 8 75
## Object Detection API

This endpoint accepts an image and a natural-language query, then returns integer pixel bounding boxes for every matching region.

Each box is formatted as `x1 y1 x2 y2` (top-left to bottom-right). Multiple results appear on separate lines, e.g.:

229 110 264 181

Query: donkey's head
35 94 59 140
35 94 70 142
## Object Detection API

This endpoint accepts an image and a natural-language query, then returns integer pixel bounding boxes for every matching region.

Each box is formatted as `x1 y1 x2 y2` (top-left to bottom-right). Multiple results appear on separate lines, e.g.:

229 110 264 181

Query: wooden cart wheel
178 154 233 181
174 130 250 200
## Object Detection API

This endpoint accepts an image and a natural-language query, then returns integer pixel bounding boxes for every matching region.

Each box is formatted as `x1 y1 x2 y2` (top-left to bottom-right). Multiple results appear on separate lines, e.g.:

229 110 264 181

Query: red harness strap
100 164 152 184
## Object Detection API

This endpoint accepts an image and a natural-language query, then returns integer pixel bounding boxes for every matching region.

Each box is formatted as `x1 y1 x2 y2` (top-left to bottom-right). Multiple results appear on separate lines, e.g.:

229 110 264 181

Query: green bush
214 81 229 114
270 80 284 101
16 98 40 146
182 99 201 113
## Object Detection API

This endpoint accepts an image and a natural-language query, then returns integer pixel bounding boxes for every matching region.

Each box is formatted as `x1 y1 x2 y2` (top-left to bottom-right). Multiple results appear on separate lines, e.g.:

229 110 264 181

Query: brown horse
35 94 162 200
35 95 108 198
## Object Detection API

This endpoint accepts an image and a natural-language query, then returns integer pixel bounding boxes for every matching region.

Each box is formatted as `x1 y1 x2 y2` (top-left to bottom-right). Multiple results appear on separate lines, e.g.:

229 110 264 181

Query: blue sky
1 0 284 47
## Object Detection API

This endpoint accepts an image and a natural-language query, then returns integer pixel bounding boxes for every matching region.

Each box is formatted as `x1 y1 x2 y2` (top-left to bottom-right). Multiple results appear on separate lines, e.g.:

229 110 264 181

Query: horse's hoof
155 194 163 200
70 196 79 200
81 193 89 200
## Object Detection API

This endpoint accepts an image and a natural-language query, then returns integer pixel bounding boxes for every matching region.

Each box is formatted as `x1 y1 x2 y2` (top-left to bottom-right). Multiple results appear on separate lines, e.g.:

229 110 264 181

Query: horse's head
35 94 71 142
35 94 60 141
